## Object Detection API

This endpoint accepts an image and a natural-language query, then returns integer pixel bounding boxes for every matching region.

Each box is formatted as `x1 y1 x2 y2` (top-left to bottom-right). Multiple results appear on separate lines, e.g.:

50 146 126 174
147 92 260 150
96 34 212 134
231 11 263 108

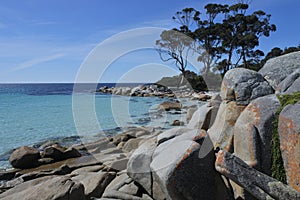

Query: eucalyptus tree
157 2 276 77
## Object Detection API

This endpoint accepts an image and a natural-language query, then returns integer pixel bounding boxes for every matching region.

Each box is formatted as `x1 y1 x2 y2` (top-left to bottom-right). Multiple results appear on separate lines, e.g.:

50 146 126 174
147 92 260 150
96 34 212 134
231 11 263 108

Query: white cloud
29 21 58 26
10 53 65 72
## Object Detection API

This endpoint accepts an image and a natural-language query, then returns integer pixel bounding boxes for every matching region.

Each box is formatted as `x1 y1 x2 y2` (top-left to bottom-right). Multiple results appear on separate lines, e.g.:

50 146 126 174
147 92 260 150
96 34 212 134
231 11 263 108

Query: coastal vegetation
156 1 300 92
156 2 276 77
156 70 208 91
272 92 300 183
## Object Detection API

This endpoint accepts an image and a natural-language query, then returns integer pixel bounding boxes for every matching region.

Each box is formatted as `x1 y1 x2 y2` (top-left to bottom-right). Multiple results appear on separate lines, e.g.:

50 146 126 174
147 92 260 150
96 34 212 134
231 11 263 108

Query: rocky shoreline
1 52 300 200
96 84 213 101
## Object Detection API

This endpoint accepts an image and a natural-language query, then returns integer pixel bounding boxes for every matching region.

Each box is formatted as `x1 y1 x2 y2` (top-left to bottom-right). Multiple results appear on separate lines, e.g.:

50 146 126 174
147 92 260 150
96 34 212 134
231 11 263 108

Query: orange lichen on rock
279 104 300 191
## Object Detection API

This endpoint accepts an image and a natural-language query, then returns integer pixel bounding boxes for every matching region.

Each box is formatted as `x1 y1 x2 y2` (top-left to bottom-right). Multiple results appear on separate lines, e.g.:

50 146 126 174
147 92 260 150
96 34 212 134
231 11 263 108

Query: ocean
0 83 197 169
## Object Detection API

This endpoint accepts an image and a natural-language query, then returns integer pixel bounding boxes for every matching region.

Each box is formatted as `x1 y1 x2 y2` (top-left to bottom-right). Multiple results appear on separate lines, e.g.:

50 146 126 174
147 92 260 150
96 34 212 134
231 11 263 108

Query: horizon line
0 82 155 84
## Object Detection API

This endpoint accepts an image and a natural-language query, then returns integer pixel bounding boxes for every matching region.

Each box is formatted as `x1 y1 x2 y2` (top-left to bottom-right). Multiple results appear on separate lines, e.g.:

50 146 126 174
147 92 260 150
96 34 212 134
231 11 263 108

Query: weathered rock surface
102 173 151 200
127 138 157 195
158 101 182 111
121 138 144 153
156 127 191 145
187 103 218 130
84 138 117 154
0 176 86 200
208 93 222 107
259 51 300 90
191 93 211 101
63 147 81 159
215 150 300 200
221 68 274 105
41 144 81 162
106 158 129 171
71 165 104 175
9 146 41 169
234 95 280 175
278 68 300 94
150 129 230 200
111 133 135 146
72 171 116 198
208 101 245 152
279 103 300 192
186 106 198 124
42 144 66 160
283 77 300 94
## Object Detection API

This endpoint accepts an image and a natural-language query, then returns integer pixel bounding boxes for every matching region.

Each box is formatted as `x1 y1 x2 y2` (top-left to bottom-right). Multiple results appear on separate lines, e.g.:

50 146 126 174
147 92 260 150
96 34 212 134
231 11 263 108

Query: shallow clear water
0 83 201 169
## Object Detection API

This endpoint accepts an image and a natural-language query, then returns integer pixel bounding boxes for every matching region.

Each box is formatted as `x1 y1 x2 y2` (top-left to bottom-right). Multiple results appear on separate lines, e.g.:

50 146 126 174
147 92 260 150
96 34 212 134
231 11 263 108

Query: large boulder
63 147 81 159
232 95 280 199
9 146 40 169
234 95 280 175
127 138 157 195
0 176 86 200
150 129 230 200
186 106 198 124
259 51 300 90
42 144 65 160
215 150 300 200
187 103 218 130
278 68 300 94
42 144 81 161
156 127 193 145
279 103 300 192
208 101 245 152
122 138 145 153
221 68 274 105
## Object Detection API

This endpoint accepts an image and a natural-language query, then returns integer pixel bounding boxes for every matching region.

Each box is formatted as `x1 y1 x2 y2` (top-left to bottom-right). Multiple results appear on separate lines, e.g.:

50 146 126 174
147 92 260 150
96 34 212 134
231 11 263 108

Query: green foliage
272 92 300 183
277 92 300 107
156 29 194 76
157 2 276 77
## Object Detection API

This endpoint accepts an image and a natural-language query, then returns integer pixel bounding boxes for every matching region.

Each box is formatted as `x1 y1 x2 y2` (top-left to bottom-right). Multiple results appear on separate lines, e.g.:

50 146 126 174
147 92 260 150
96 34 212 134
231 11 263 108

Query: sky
0 0 299 83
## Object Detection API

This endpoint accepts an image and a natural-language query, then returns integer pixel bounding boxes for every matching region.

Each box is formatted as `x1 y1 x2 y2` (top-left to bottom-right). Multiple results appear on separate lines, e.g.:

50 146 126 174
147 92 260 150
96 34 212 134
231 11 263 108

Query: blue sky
0 0 299 83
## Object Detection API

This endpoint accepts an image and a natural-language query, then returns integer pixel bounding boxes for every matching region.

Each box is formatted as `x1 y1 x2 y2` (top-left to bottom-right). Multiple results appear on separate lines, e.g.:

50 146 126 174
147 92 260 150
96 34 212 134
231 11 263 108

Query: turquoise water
0 84 187 169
